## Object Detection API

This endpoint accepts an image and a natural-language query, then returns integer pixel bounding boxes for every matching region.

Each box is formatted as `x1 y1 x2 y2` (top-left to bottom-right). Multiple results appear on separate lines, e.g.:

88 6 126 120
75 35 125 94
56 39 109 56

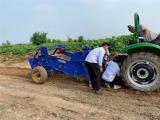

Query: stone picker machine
28 46 92 84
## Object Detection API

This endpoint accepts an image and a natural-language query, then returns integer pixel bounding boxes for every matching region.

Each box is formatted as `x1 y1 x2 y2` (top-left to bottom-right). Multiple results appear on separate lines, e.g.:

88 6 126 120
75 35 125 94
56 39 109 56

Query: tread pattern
121 52 160 91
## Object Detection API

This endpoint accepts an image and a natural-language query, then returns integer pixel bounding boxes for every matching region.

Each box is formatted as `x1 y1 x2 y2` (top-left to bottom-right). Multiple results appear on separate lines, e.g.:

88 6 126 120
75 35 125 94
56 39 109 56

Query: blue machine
28 45 93 83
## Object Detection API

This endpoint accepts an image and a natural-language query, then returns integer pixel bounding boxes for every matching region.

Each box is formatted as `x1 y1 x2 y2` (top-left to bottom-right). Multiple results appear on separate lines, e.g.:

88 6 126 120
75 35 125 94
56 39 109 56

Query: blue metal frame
28 45 93 80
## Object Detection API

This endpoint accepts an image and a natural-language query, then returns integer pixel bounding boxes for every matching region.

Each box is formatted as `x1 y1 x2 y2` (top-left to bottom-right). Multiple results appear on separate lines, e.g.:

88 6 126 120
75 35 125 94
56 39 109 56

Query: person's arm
106 49 110 56
98 49 106 72
117 66 120 77
98 50 105 66
142 27 147 35
104 50 110 61
141 25 148 36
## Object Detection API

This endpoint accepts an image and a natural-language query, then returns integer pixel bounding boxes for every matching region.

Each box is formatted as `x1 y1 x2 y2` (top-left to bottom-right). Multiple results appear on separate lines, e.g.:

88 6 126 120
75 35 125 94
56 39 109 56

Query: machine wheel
31 66 48 84
121 52 160 91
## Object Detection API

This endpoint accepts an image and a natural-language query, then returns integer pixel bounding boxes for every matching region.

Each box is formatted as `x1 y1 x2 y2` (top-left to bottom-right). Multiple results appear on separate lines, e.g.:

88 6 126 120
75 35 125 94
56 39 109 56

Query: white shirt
102 61 120 82
85 47 106 66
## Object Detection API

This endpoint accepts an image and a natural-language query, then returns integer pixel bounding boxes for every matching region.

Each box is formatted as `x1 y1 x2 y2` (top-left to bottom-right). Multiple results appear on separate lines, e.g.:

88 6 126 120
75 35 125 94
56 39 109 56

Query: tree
67 37 73 42
78 35 84 42
2 40 11 46
30 32 48 45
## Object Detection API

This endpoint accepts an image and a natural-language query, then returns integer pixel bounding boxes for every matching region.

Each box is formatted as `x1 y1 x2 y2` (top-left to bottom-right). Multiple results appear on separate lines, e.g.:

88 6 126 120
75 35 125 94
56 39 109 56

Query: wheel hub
136 68 149 79
33 71 41 80
129 60 157 85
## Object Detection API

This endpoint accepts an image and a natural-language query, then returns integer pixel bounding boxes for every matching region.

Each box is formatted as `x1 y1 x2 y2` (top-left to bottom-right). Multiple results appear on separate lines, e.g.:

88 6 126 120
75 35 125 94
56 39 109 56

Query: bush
0 34 132 56
78 36 84 42
30 32 49 45
0 44 37 56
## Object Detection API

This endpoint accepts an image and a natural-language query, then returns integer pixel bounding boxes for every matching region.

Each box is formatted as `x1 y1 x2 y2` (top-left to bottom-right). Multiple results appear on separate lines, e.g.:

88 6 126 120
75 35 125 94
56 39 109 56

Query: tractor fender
121 42 160 55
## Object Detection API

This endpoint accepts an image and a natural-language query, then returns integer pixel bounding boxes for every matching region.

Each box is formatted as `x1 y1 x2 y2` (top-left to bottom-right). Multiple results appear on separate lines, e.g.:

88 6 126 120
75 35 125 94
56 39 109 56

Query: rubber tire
121 52 160 91
31 66 48 84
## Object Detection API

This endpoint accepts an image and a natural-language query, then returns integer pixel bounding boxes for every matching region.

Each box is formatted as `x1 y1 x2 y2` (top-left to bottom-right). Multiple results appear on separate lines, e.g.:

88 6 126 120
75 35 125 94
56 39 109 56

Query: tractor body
120 13 160 91
122 42 160 55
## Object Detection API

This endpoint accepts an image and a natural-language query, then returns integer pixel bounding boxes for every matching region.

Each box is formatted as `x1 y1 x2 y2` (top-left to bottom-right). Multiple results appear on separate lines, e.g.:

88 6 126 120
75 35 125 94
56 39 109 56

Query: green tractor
120 13 160 91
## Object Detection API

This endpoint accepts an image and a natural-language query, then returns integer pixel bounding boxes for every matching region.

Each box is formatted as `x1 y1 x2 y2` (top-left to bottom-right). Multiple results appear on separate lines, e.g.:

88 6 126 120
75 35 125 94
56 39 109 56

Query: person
102 56 122 90
102 50 110 69
128 25 160 44
85 42 110 94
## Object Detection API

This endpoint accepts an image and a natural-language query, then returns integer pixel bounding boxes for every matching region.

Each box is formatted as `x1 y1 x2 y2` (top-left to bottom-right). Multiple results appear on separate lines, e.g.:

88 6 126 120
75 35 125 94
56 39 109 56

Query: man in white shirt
102 61 120 82
85 42 110 94
128 25 160 44
102 56 122 89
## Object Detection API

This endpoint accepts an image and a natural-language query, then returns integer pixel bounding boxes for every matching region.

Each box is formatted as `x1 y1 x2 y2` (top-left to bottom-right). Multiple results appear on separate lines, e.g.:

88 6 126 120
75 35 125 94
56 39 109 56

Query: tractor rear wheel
31 66 48 84
121 52 160 91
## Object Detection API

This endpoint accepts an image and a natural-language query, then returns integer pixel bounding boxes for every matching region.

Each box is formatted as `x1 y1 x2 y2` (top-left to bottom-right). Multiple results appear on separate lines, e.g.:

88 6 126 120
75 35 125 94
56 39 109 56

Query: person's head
101 42 110 51
128 25 134 33
113 55 126 65
113 58 122 65
108 52 119 61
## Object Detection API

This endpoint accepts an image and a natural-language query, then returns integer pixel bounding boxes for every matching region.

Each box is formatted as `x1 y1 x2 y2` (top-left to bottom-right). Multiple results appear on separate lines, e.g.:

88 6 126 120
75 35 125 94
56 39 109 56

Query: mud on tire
31 66 48 84
121 52 160 91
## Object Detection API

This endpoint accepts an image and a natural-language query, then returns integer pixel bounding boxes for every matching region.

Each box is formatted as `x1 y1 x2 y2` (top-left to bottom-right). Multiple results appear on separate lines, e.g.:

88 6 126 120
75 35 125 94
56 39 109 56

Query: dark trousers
151 34 160 44
108 76 121 88
85 61 101 91
102 75 123 88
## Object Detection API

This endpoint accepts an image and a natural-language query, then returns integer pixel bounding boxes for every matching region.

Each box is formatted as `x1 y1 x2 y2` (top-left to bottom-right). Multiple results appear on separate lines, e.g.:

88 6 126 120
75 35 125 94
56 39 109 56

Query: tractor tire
121 52 160 91
31 66 48 84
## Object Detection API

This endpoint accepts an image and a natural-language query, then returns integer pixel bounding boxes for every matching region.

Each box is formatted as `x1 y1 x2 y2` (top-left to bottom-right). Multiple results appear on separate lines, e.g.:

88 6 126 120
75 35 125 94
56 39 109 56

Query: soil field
0 60 160 120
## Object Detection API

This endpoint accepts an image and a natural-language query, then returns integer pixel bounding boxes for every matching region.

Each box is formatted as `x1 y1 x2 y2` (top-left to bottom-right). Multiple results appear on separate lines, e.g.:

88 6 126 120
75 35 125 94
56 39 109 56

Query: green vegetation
0 32 132 56
30 32 51 45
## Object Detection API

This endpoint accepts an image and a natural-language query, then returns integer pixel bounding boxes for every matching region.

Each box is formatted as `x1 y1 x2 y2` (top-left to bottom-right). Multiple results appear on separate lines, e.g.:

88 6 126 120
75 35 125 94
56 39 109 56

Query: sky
0 0 160 44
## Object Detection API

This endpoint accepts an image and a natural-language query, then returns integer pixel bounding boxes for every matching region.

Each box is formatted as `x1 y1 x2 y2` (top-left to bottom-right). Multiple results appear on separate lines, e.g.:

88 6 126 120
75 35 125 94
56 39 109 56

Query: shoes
105 83 111 88
105 83 121 90
113 85 121 90
94 89 103 95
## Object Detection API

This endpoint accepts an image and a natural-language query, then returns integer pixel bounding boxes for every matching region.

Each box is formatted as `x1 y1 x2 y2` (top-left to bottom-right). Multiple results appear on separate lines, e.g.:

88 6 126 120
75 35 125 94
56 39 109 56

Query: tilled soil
0 61 160 120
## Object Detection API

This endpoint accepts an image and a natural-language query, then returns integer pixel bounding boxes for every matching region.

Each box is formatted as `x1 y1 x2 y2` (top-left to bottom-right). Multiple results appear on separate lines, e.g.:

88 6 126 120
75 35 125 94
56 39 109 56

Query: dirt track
0 61 160 120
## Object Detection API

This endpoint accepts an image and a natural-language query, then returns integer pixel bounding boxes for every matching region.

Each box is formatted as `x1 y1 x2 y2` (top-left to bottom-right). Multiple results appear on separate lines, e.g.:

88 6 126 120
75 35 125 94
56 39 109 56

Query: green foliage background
0 32 132 56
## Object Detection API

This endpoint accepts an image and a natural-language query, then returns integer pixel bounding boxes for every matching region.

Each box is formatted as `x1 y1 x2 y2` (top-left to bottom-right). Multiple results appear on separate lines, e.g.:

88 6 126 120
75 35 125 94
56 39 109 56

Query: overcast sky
0 0 160 44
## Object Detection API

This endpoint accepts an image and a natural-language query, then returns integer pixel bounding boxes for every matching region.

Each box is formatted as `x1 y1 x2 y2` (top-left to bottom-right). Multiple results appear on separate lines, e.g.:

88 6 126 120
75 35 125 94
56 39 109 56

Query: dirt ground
0 59 160 120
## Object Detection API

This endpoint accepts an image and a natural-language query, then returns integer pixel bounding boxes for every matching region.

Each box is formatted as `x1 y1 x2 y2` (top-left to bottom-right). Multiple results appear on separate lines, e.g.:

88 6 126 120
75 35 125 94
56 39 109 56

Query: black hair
128 25 134 29
113 58 121 63
101 42 110 47
113 55 127 63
